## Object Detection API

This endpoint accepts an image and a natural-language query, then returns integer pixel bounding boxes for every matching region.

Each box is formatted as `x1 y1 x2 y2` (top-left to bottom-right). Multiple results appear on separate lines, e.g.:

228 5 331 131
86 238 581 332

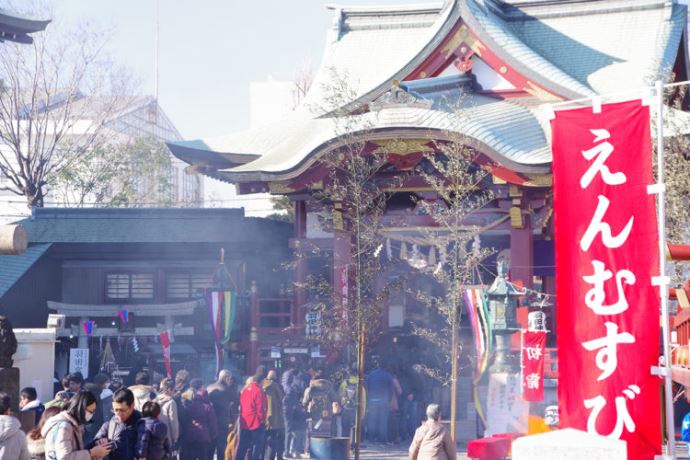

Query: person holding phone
92 388 144 460
42 390 112 459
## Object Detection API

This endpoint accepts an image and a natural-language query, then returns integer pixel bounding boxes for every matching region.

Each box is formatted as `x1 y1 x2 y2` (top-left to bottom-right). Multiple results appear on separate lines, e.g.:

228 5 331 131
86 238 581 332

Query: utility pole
154 0 160 103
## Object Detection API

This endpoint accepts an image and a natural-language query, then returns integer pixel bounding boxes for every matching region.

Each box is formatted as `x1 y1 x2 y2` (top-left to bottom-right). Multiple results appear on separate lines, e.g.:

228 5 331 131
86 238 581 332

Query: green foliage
52 137 174 207
267 195 294 223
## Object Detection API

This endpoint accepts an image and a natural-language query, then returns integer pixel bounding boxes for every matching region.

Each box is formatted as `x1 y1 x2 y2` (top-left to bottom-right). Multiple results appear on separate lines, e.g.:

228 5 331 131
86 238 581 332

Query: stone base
0 368 20 411
512 428 626 460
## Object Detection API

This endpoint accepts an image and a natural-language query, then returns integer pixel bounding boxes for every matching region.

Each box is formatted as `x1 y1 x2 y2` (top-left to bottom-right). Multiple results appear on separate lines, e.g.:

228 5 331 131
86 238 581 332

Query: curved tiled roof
0 8 50 44
302 1 462 116
465 0 686 97
169 0 688 178
207 91 550 183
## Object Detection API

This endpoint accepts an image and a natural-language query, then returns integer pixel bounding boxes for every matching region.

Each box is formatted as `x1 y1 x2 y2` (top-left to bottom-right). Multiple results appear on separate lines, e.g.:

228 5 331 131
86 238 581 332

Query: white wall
13 328 57 403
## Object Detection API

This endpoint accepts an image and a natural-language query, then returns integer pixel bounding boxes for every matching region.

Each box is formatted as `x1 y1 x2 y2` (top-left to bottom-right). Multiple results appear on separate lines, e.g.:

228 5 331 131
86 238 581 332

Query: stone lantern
486 260 523 373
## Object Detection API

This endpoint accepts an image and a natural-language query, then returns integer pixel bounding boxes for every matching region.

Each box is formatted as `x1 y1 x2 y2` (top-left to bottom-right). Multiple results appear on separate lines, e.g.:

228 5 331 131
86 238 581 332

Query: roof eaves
317 0 461 117
0 243 52 298
652 3 687 85
460 0 597 100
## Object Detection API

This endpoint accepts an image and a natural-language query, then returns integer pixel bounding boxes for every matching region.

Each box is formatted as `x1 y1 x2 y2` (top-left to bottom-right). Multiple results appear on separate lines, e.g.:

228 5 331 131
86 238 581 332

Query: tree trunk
450 304 459 443
354 320 366 460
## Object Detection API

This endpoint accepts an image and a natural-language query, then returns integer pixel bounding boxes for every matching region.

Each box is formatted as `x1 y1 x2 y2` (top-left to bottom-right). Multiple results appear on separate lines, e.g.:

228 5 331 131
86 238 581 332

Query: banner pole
655 79 676 458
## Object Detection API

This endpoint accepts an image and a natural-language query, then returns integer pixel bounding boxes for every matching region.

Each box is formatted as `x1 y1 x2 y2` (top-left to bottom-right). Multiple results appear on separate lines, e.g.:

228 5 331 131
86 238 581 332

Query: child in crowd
138 401 171 460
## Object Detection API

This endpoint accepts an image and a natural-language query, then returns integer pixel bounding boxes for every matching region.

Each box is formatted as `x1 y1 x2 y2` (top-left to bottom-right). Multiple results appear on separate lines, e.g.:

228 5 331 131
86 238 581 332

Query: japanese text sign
522 331 546 402
552 100 660 459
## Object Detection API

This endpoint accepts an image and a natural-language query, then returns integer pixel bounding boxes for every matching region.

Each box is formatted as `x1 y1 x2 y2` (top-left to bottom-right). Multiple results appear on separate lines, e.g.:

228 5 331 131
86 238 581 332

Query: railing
249 291 293 332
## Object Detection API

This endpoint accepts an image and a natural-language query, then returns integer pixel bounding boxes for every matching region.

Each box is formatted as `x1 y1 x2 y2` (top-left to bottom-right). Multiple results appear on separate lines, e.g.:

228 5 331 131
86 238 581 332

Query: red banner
552 100 660 459
160 331 172 378
522 331 546 402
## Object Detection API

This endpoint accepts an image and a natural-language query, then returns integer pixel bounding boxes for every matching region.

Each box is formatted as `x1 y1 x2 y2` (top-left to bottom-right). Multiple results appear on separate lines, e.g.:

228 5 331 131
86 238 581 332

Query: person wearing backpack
302 369 337 436
42 390 112 460
91 388 144 460
282 373 307 459
154 378 180 454
337 367 366 446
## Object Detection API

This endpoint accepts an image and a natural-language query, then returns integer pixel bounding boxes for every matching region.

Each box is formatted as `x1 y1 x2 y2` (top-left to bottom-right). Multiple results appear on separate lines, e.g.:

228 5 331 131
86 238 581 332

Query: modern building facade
0 95 203 222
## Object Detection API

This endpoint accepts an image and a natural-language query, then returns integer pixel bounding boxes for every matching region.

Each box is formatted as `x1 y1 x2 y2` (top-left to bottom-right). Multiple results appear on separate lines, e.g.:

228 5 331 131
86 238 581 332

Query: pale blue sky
49 0 425 140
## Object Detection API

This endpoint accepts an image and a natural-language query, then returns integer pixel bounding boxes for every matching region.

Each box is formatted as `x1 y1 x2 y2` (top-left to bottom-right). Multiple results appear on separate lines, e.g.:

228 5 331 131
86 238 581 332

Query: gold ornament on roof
524 81 562 102
371 139 434 156
522 174 552 187
268 182 296 194
442 24 486 58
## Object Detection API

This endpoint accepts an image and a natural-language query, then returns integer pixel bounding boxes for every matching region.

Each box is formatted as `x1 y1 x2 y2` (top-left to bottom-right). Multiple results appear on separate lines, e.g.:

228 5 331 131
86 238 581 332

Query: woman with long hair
27 405 62 460
41 390 112 459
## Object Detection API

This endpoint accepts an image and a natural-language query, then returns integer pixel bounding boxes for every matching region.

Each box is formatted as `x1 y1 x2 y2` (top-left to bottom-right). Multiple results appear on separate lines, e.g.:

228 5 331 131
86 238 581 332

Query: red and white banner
159 331 172 378
522 331 546 402
552 100 660 459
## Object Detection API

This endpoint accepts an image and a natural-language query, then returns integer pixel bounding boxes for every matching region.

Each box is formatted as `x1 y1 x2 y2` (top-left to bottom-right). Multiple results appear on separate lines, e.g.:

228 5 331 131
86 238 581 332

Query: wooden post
0 225 27 255
249 281 259 374
510 188 533 288
293 201 307 327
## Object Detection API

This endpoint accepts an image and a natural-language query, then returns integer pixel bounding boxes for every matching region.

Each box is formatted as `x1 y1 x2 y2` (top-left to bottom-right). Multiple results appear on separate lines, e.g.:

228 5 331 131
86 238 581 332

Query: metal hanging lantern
486 260 524 373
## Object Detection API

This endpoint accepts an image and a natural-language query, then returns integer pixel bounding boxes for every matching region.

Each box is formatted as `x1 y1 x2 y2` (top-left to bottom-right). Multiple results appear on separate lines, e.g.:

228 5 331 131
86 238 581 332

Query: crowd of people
0 358 456 460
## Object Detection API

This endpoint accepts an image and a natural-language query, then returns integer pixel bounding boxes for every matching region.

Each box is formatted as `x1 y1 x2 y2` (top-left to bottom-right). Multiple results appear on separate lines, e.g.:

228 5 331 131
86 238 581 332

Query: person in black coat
282 374 307 458
83 373 110 444
206 369 239 460
91 388 144 460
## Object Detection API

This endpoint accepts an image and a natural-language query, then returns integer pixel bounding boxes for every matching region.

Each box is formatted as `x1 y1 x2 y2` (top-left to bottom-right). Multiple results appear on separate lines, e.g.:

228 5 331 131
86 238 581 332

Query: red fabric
239 382 267 430
552 100 660 460
159 331 171 378
522 331 546 401
466 437 510 460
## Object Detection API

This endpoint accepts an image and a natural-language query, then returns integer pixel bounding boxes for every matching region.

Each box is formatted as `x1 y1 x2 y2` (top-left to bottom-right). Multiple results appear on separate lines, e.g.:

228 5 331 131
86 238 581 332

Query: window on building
170 167 179 202
166 272 213 300
182 172 200 204
106 272 155 302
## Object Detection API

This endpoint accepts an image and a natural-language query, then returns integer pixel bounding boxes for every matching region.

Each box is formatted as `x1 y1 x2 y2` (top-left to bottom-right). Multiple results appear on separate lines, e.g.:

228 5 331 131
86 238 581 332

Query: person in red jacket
236 367 268 460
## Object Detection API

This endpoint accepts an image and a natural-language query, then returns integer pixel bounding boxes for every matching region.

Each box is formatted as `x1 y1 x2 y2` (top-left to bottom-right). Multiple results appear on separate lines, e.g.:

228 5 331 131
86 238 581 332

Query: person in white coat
0 392 30 460
154 378 180 448
42 390 112 460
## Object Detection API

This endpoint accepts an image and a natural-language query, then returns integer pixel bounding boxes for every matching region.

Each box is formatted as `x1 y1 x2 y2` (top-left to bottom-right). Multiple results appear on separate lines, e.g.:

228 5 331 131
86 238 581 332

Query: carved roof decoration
370 84 434 111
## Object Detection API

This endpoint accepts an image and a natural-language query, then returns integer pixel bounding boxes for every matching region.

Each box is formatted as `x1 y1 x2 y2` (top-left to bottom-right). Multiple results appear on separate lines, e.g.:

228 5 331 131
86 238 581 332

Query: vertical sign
159 331 172 378
69 348 90 379
486 373 529 435
522 331 546 402
552 100 660 459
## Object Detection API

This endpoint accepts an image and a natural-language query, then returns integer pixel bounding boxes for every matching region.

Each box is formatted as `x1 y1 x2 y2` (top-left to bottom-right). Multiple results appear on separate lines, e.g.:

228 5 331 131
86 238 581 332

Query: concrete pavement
358 442 471 459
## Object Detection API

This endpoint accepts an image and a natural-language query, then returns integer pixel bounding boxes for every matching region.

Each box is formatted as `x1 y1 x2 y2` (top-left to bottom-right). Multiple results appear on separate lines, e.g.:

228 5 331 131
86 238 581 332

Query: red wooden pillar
293 200 307 328
249 280 259 374
510 214 534 288
543 273 557 344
